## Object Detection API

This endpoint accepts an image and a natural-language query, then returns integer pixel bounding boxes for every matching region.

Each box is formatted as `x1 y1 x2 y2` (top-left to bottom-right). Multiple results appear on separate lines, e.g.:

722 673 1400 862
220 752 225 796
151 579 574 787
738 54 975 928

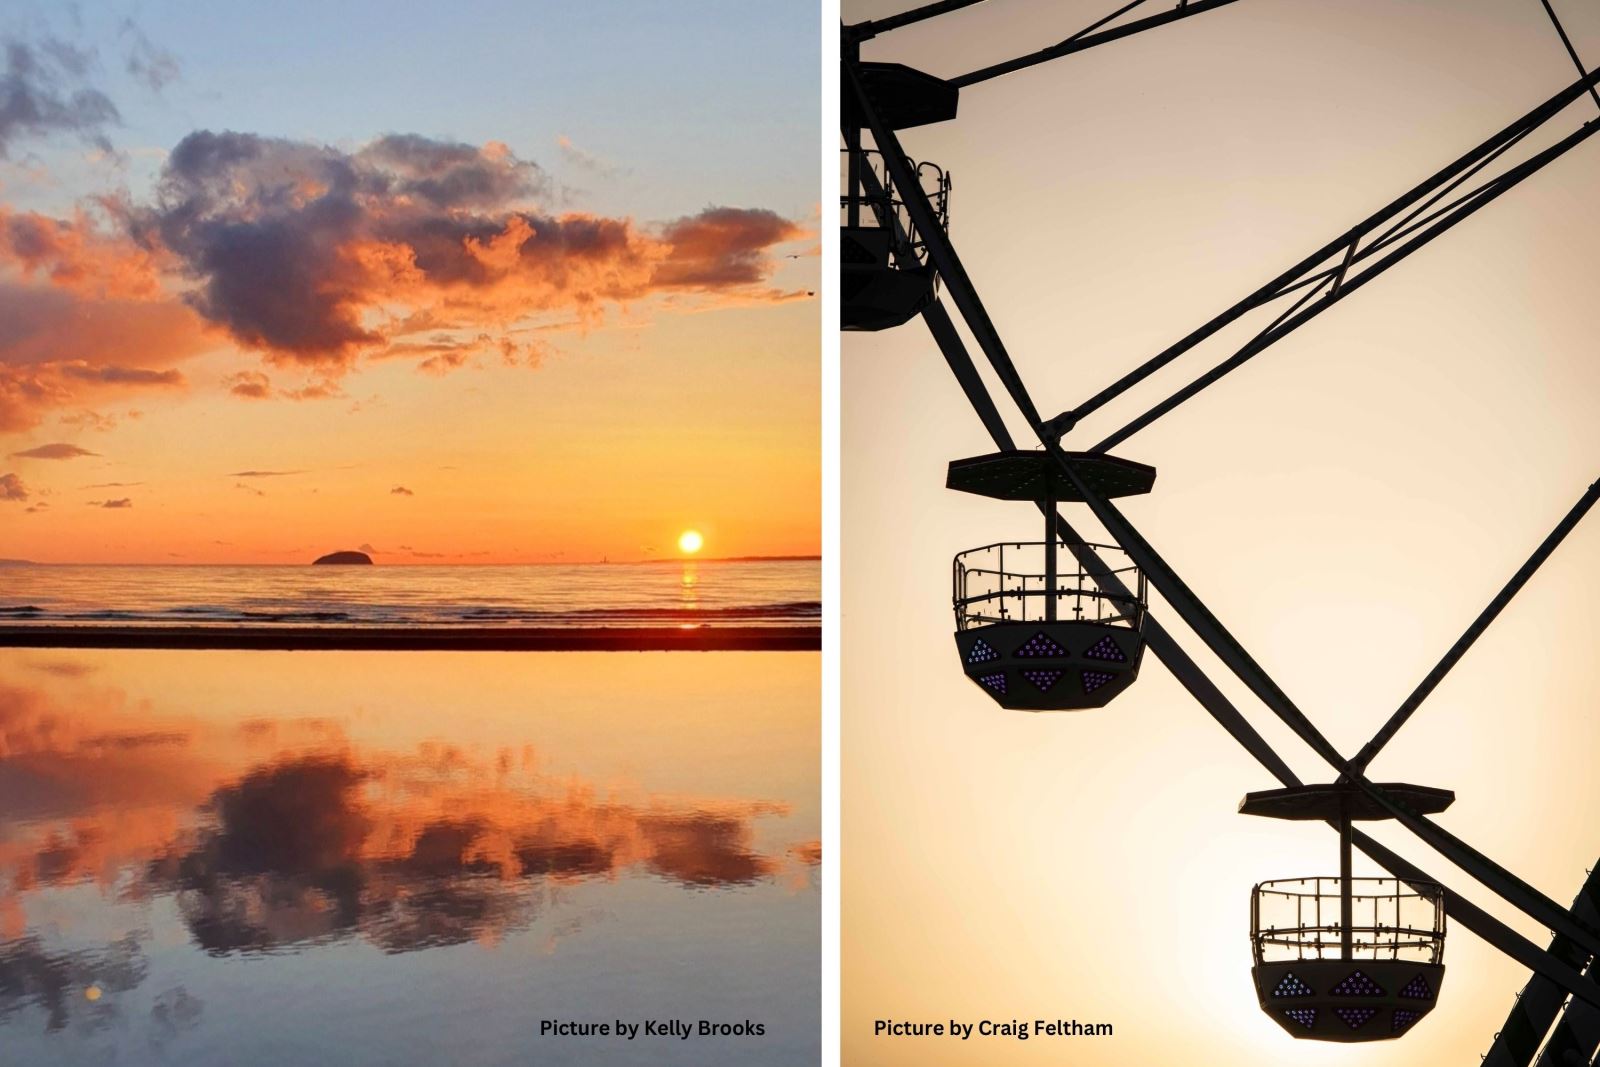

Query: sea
0 559 819 628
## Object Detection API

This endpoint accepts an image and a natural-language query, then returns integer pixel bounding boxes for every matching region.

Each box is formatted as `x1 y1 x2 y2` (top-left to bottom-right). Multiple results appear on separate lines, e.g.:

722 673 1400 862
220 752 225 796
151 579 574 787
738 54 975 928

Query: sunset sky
844 1 1600 1064
0 0 819 564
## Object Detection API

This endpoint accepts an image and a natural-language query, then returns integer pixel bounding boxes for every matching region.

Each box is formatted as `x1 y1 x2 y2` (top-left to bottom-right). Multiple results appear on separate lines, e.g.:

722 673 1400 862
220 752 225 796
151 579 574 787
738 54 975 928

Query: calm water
0 560 819 627
0 649 820 1065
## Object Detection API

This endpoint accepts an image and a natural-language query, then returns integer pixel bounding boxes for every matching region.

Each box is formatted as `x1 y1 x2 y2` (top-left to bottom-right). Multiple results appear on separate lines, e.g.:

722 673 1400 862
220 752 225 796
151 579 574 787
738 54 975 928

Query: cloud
90 497 131 508
223 370 271 399
10 442 97 459
227 469 303 478
80 481 141 488
0 472 25 500
0 127 804 428
117 131 806 367
0 281 209 433
232 482 263 497
389 485 413 496
59 363 183 386
119 20 180 93
557 134 623 178
0 206 169 300
0 36 120 159
58 409 117 432
651 207 805 289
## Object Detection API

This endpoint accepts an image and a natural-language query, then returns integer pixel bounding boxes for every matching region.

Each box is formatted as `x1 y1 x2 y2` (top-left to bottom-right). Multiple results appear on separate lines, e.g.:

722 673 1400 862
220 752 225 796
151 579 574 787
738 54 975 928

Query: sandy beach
0 624 820 651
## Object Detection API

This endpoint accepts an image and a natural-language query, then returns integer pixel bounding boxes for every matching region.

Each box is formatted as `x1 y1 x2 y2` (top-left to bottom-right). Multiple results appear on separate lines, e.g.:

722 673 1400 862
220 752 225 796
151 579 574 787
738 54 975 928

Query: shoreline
0 625 820 652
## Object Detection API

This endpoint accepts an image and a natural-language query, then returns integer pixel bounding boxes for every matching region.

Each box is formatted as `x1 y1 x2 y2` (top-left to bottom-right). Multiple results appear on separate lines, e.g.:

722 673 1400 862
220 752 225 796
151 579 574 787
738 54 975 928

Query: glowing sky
843 1 1600 1064
0 0 818 563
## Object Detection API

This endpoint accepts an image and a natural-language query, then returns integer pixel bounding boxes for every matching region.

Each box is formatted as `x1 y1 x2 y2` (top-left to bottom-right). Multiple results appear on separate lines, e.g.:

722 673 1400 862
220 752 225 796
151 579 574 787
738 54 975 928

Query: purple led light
1398 974 1433 1000
1015 632 1068 658
967 639 1000 664
1330 970 1385 997
1335 1008 1377 1031
978 672 1007 695
1021 669 1063 693
1082 635 1127 663
1284 1008 1317 1030
1392 1009 1421 1032
1273 973 1314 998
1081 670 1116 694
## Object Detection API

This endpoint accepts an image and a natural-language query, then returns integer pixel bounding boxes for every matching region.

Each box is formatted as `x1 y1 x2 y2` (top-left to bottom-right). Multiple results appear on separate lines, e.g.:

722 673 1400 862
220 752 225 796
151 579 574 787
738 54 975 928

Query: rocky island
312 551 374 565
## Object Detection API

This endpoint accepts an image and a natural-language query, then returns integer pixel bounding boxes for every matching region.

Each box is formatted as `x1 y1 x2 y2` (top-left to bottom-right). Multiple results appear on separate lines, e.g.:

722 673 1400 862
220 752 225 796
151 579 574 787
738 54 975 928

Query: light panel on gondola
1015 632 1067 658
1083 634 1127 662
1081 670 1115 694
1335 1008 1377 1030
1330 970 1385 997
967 639 999 664
1274 973 1314 998
1285 1009 1317 1029
1399 974 1433 1000
1021 669 1063 692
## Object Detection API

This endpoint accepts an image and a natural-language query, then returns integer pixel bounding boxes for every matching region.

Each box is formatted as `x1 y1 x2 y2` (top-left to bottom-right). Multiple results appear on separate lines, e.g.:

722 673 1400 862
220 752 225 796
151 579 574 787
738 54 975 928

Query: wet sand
0 625 820 651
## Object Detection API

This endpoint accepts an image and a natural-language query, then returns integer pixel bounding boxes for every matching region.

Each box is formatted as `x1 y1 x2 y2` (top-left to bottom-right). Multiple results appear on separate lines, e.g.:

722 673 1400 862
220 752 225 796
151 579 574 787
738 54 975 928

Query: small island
312 551 374 565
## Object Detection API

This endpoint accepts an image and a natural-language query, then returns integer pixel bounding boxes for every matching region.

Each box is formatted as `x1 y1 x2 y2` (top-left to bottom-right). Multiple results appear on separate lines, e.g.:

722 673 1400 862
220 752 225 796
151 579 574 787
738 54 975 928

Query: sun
677 529 704 555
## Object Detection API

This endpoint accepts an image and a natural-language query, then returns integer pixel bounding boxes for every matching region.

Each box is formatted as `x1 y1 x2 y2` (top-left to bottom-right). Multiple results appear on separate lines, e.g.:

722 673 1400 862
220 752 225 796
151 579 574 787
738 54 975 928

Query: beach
0 623 819 651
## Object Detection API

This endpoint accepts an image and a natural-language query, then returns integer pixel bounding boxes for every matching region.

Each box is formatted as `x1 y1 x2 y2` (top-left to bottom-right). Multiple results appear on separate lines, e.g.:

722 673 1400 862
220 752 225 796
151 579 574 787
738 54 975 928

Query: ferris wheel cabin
1243 782 1454 1041
948 450 1155 711
842 63 957 332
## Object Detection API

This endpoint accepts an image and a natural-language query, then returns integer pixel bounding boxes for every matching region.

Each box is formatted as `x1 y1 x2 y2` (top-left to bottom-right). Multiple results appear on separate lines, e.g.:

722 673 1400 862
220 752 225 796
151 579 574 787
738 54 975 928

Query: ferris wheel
842 1 1600 1056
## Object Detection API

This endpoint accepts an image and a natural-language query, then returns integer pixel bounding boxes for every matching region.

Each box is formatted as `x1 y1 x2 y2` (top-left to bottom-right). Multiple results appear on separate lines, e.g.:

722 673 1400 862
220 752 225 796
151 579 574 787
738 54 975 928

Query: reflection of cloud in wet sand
148 754 790 955
0 665 815 1033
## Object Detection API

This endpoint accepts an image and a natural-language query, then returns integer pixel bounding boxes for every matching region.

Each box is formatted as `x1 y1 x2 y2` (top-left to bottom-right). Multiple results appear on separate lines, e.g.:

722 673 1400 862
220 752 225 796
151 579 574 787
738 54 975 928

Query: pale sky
844 1 1600 1063
0 0 819 563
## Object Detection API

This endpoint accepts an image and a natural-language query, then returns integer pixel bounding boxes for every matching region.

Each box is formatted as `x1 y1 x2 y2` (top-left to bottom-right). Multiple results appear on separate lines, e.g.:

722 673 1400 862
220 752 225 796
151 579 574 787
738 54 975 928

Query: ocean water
0 560 818 628
0 648 820 1065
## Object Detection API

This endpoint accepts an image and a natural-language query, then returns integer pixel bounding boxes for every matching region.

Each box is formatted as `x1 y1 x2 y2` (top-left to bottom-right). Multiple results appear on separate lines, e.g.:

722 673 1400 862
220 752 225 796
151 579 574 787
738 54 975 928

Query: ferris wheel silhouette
843 0 1600 1056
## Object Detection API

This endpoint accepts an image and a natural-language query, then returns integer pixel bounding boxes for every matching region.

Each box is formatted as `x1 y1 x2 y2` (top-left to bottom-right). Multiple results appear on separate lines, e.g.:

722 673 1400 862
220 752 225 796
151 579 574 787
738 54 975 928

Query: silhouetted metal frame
844 34 1600 1010
1483 865 1600 1066
1045 67 1600 450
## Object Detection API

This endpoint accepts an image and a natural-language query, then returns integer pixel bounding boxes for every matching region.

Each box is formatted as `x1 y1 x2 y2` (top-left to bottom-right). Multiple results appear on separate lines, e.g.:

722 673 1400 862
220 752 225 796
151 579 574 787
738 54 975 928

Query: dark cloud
227 469 303 478
80 481 140 488
389 485 413 496
90 497 130 508
117 130 805 367
0 471 24 500
0 36 120 159
10 442 97 459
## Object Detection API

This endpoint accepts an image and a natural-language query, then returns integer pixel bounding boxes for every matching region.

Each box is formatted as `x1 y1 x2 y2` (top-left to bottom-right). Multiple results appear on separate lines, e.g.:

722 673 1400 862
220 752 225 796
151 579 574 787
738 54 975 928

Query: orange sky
0 11 819 564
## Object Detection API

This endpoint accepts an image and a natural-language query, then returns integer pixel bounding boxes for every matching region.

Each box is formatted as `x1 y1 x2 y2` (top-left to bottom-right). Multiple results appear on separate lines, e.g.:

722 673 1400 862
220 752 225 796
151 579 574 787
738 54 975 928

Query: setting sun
678 530 704 554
